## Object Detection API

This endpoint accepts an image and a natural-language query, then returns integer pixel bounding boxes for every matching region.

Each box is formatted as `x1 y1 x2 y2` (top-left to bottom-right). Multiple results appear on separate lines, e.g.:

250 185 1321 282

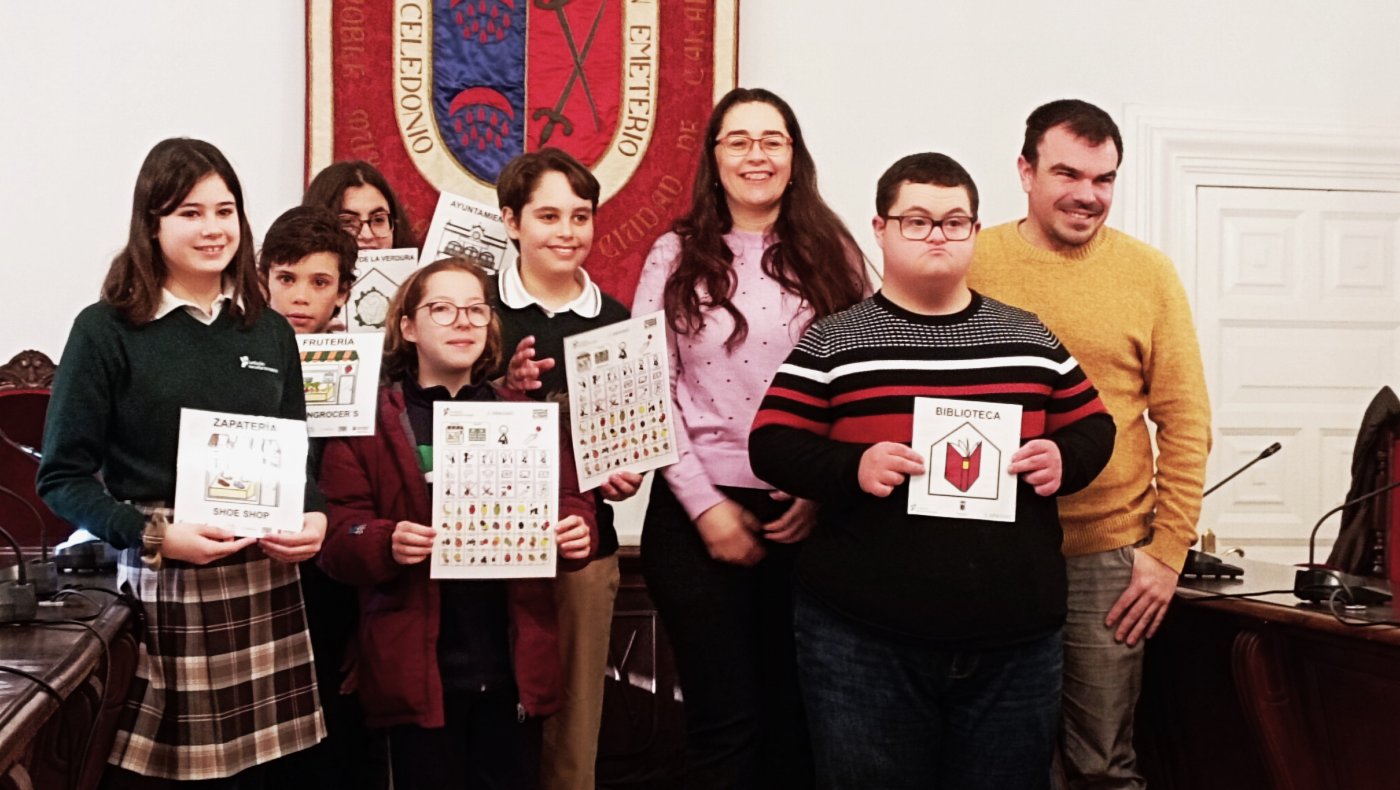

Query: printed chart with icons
563 311 679 491
431 401 560 579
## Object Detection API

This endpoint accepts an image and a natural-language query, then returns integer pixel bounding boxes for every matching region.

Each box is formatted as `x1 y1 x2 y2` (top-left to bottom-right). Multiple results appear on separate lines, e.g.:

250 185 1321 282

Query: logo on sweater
239 356 280 375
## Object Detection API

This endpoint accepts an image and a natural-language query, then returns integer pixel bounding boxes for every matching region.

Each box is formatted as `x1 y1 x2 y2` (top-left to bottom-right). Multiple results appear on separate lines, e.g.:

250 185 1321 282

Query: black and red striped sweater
749 291 1115 647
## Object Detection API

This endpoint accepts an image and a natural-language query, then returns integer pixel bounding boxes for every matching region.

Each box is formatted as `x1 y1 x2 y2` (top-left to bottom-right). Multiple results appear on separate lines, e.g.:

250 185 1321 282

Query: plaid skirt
109 505 325 780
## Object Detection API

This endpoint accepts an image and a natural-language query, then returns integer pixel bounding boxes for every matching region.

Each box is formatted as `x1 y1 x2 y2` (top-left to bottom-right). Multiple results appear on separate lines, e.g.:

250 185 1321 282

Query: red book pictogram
944 440 983 492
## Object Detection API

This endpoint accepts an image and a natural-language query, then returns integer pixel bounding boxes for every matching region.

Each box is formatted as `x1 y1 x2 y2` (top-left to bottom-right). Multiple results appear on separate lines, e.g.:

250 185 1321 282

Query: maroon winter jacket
317 382 596 728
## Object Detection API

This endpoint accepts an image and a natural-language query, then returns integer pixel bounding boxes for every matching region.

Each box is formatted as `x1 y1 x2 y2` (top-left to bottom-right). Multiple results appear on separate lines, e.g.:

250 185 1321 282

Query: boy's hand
504 336 557 392
390 521 436 565
260 512 327 563
762 496 818 544
555 515 592 560
695 499 765 566
600 471 644 501
162 521 257 565
1008 439 1063 496
858 442 925 497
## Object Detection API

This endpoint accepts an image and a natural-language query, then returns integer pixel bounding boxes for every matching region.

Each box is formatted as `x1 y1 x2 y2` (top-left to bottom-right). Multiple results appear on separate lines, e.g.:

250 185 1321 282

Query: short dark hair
258 206 358 290
303 160 417 248
1021 99 1123 167
875 153 979 218
496 148 600 249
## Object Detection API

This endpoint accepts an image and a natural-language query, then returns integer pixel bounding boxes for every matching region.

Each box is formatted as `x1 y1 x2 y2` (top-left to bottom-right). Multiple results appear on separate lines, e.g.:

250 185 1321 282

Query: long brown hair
303 160 417 248
101 138 264 327
381 258 504 386
664 88 868 351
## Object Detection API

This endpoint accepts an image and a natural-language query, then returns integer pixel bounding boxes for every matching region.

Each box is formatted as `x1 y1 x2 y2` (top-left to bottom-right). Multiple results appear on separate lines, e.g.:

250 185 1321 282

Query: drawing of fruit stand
301 348 360 405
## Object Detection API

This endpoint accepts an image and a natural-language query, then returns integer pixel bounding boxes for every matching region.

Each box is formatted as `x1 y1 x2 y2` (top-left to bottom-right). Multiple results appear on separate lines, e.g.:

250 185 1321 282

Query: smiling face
503 169 594 283
715 101 793 230
157 172 240 291
1018 124 1118 252
874 181 978 314
267 252 348 334
340 183 393 250
401 269 490 390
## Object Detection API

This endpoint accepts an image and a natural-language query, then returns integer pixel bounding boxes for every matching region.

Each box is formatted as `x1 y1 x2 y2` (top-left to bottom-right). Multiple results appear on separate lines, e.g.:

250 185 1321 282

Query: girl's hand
600 471 644 501
162 521 257 565
504 336 556 392
260 512 327 564
762 497 818 544
695 499 765 566
555 515 592 560
391 520 436 565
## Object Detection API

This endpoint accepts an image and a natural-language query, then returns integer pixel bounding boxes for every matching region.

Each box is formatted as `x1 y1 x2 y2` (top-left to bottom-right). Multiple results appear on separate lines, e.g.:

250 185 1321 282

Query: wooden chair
0 350 71 554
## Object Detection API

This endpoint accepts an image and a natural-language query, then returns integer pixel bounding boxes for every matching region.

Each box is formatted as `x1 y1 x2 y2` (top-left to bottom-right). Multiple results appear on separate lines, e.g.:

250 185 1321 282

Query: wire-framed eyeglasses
417 301 493 328
338 211 393 238
714 134 792 158
884 214 977 242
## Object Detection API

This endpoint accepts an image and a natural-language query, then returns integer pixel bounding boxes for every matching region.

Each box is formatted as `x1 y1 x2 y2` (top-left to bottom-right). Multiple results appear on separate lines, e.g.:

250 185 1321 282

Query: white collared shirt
154 286 238 325
498 260 602 318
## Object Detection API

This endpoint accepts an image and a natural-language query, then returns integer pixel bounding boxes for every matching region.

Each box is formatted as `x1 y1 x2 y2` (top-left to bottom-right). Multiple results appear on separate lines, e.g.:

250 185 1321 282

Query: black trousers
101 765 266 790
387 689 542 790
641 478 813 790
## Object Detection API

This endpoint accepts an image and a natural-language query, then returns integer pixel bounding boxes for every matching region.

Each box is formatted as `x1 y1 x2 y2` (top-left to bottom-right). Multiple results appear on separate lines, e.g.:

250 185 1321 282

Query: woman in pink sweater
631 87 869 789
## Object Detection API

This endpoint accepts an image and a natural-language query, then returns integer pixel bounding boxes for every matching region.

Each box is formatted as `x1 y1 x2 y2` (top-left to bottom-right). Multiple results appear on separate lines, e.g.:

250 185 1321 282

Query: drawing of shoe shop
204 433 281 507
301 349 360 405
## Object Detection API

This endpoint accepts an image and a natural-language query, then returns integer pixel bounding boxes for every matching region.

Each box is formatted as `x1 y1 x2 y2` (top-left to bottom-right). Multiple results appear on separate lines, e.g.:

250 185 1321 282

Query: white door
1195 186 1400 564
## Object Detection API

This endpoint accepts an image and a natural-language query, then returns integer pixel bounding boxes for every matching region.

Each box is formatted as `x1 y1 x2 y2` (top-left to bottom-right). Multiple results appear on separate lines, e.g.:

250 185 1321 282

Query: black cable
1326 589 1400 629
0 483 48 562
1188 588 1298 602
0 664 63 705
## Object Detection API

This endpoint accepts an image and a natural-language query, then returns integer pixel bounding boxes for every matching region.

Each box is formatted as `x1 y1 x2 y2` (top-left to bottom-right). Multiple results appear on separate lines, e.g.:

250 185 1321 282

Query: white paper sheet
174 408 309 537
297 332 384 437
348 247 419 332
419 191 513 271
430 401 559 579
562 311 678 491
907 397 1022 522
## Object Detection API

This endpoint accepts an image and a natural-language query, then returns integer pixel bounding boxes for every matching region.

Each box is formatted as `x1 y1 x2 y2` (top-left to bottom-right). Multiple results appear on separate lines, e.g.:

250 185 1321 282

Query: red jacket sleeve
318 435 404 586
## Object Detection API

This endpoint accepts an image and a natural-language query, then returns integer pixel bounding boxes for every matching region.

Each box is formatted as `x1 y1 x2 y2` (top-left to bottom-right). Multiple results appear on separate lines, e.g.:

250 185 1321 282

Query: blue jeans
795 589 1062 790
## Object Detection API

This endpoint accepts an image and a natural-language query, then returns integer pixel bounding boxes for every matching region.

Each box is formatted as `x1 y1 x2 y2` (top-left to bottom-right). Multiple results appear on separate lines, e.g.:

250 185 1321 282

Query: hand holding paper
555 515 592 560
162 521 257 565
260 512 327 563
600 471 644 501
392 520 436 565
1007 439 1063 496
860 442 926 498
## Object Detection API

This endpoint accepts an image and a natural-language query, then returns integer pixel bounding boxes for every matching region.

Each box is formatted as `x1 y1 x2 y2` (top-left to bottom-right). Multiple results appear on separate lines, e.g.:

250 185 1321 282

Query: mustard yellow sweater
968 222 1211 572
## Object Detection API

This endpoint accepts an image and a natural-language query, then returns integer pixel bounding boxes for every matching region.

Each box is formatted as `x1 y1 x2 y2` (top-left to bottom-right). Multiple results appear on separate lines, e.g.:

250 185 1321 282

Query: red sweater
318 382 596 726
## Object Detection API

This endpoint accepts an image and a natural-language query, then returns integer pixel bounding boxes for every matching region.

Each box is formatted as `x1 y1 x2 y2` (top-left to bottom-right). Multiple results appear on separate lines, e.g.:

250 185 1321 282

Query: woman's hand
260 512 327 564
762 496 818 544
390 520 436 565
161 521 257 565
695 499 765 566
555 515 592 560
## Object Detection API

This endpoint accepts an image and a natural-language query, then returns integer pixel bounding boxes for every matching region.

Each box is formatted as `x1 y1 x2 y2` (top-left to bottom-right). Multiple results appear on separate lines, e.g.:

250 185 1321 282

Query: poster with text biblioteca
174 408 308 537
908 397 1023 523
431 401 559 580
297 332 384 437
562 311 678 491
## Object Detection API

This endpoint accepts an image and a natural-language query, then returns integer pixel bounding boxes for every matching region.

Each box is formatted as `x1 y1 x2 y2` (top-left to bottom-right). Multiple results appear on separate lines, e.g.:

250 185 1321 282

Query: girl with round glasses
631 87 870 788
303 161 417 251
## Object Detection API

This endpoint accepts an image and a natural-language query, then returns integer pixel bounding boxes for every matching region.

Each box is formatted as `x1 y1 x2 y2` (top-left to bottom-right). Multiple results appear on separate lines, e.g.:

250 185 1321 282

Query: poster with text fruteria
431 401 559 580
297 332 383 437
348 248 418 333
563 311 678 491
908 397 1022 522
419 191 514 272
174 408 308 537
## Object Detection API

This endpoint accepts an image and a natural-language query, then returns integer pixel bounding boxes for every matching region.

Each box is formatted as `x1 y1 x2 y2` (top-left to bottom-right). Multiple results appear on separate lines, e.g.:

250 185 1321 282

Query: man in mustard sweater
968 99 1211 789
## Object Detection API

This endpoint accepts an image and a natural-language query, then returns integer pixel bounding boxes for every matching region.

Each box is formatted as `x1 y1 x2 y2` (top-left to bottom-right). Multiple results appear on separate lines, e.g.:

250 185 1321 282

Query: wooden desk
0 581 138 790
1139 558 1400 790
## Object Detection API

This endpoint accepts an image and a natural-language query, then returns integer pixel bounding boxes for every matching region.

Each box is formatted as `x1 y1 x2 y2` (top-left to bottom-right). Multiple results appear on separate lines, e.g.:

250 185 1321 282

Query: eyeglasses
714 134 792 158
417 301 493 327
884 214 977 242
338 211 393 238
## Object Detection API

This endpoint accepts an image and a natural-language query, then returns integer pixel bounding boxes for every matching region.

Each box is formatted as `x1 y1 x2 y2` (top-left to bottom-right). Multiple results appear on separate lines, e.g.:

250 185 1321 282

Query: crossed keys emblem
532 0 606 145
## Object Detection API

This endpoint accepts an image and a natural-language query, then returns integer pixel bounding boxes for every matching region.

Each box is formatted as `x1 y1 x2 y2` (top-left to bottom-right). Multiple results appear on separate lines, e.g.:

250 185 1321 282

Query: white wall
3 0 1399 358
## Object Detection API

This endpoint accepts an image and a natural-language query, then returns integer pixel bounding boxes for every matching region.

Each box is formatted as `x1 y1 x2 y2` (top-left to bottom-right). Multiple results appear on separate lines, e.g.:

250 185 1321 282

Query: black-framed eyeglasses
714 134 792 157
884 214 977 242
417 301 493 327
338 211 393 238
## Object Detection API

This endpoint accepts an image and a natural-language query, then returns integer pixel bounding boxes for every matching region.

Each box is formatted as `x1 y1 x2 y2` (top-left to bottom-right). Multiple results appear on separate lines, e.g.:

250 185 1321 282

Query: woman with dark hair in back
303 160 417 250
631 87 870 789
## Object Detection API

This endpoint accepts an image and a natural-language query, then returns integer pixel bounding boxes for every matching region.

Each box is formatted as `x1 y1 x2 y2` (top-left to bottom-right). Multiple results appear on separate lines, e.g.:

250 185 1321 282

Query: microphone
1182 442 1283 578
0 521 37 622
1292 478 1400 605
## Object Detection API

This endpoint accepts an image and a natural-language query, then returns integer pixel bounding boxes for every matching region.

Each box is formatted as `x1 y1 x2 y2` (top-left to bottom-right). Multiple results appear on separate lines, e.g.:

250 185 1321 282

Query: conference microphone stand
1181 442 1283 578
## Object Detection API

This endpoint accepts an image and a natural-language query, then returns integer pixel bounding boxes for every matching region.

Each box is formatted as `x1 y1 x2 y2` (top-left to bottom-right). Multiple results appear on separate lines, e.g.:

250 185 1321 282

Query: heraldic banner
307 0 738 305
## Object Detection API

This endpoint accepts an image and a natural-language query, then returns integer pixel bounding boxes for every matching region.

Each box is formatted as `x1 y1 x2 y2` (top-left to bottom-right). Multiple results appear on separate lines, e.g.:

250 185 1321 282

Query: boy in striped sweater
749 153 1116 790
